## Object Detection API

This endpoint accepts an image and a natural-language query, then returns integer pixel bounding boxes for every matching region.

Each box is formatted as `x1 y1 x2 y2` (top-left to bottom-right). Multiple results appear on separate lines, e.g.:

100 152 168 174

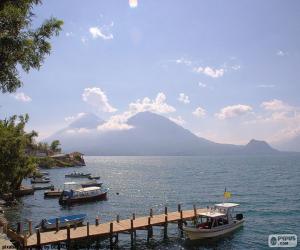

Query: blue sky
1 0 300 145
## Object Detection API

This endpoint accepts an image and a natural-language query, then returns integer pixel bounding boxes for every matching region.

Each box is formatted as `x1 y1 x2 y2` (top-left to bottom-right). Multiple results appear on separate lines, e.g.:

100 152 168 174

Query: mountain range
46 112 296 155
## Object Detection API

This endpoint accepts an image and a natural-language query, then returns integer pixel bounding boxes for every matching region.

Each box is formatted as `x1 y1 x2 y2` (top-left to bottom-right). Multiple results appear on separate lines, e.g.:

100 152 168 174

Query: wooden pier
5 204 209 249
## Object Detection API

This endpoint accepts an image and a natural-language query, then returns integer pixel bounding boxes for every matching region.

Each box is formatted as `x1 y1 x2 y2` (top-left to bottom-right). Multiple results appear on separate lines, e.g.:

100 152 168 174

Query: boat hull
184 219 244 240
59 191 107 205
44 191 62 198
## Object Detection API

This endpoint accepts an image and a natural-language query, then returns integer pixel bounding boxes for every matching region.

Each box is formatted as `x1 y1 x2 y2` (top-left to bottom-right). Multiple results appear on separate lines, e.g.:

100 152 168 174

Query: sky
1 0 300 145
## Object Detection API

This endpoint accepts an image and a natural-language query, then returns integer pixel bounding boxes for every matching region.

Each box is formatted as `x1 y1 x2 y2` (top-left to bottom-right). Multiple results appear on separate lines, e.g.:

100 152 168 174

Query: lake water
4 155 300 249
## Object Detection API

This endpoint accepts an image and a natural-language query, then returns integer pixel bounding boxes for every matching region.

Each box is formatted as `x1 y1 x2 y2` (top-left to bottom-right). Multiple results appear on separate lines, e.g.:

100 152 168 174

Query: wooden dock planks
25 208 208 247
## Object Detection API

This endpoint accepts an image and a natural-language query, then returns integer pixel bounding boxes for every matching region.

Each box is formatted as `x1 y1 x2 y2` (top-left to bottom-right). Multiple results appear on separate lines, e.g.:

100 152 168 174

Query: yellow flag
224 191 231 199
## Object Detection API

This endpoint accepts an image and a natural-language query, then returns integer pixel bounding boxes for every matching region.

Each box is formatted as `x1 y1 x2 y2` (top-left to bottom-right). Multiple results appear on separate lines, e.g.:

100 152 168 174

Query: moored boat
183 203 244 240
81 181 102 188
31 178 50 184
65 172 91 178
44 189 62 198
15 185 34 197
88 175 100 180
36 214 86 231
33 185 54 190
59 186 108 205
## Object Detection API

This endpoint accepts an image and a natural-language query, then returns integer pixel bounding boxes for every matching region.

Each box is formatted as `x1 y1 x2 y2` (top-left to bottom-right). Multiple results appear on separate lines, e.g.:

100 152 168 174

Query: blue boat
37 214 87 230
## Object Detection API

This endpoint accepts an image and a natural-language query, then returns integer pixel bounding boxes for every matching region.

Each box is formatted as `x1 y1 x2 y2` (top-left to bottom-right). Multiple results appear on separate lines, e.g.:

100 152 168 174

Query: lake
4 155 300 249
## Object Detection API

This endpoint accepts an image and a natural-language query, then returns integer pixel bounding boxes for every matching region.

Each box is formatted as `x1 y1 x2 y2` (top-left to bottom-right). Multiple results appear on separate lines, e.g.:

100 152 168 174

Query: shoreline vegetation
0 114 85 203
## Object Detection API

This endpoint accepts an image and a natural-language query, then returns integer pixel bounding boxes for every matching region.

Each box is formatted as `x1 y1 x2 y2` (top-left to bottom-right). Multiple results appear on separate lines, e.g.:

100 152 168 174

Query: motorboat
31 178 50 184
81 180 102 188
36 214 86 231
65 172 91 178
44 189 62 198
88 176 100 180
33 185 54 190
59 182 108 205
183 203 244 240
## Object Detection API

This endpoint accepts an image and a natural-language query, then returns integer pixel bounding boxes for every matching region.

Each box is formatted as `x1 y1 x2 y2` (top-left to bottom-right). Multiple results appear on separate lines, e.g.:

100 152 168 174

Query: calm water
5 155 300 249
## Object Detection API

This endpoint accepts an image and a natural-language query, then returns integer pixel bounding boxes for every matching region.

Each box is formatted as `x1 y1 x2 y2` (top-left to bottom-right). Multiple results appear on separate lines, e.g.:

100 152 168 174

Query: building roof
197 211 226 218
214 203 240 208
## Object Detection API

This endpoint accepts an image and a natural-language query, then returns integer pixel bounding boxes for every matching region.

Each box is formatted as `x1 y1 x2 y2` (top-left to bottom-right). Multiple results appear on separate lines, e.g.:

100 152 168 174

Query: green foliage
0 114 37 194
0 0 63 93
50 140 61 153
37 156 56 168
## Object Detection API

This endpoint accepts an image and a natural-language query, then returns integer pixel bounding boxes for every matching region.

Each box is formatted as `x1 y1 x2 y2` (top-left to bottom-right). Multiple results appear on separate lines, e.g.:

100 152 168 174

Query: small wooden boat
65 172 91 178
88 176 100 180
44 189 62 198
81 181 102 188
31 178 50 184
183 203 244 240
36 214 86 231
15 186 34 197
59 186 108 205
40 171 49 175
33 185 54 190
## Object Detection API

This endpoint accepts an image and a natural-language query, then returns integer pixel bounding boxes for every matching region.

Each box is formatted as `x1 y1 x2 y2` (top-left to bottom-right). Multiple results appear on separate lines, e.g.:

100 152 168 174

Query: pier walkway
5 205 208 249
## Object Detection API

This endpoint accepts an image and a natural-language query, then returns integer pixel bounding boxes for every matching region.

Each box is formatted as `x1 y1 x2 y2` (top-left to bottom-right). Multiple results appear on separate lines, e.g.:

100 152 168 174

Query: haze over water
5 155 300 249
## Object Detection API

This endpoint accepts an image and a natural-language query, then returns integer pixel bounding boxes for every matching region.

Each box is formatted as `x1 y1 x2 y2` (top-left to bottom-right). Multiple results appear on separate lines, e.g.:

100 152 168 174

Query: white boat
183 203 244 240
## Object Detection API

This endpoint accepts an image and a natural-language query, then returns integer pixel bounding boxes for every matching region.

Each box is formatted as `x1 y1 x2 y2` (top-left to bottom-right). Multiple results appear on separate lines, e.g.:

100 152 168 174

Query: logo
268 234 297 248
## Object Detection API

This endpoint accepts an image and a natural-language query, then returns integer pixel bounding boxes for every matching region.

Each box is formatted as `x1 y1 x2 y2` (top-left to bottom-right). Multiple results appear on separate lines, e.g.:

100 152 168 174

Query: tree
0 0 63 93
0 114 37 195
50 140 61 153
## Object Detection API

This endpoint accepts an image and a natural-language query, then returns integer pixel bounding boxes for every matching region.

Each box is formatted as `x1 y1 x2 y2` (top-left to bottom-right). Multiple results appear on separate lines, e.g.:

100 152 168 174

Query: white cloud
98 92 175 132
277 50 287 56
13 92 32 102
129 0 138 8
258 84 275 88
216 104 252 120
168 116 186 126
194 66 225 78
65 112 86 122
178 93 190 104
82 87 117 113
175 58 192 66
129 92 176 114
231 65 241 70
65 32 74 37
89 26 113 40
198 82 207 88
81 36 88 44
261 99 292 111
193 107 206 118
66 128 91 134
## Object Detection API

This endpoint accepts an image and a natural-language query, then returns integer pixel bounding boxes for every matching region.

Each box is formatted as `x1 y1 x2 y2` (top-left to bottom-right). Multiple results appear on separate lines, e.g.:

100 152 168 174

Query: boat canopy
76 186 100 192
197 211 226 218
214 203 240 208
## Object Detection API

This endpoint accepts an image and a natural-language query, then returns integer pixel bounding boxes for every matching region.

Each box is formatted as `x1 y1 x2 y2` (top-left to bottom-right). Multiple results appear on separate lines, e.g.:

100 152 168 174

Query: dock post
17 222 22 234
193 205 197 224
67 224 71 249
87 222 90 236
178 210 183 236
130 219 134 247
132 213 135 220
165 206 168 215
150 208 153 217
147 217 153 243
56 218 59 232
109 222 113 248
95 216 99 226
28 220 32 235
177 204 181 212
116 214 120 223
164 215 168 239
36 228 41 247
